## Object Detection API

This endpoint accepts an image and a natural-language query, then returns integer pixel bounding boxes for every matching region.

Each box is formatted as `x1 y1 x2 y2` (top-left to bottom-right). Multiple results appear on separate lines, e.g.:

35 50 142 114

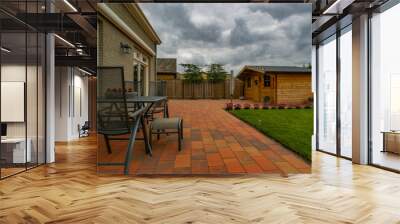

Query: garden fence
150 79 243 99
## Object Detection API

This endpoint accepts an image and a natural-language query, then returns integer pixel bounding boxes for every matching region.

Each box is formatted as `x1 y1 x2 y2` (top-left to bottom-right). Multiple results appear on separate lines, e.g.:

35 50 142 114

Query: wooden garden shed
237 65 312 104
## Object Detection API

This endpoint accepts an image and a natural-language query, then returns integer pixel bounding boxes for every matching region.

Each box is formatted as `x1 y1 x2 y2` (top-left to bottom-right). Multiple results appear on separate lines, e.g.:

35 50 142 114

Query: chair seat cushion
152 117 181 130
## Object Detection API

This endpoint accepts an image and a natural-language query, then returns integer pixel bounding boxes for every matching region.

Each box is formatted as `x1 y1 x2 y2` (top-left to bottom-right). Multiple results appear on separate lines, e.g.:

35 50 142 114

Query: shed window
263 74 271 87
247 77 251 88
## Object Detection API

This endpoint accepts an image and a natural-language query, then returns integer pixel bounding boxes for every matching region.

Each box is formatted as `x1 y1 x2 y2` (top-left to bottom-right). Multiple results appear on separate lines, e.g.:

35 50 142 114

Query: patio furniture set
96 67 183 175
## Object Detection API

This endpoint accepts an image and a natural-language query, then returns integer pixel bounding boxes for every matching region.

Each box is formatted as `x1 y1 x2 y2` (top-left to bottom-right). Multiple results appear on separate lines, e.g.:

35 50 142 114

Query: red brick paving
98 99 311 175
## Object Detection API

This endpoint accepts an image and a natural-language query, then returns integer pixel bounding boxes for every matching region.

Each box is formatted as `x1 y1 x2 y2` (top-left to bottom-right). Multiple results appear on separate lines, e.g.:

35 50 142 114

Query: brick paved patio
98 100 310 175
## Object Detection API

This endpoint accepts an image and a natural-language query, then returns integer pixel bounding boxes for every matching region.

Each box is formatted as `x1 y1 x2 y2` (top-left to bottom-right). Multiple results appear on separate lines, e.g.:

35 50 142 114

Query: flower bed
225 102 313 110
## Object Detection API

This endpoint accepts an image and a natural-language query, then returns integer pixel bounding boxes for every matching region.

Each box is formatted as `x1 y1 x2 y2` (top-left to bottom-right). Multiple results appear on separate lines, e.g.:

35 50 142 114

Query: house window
247 77 251 88
263 74 271 87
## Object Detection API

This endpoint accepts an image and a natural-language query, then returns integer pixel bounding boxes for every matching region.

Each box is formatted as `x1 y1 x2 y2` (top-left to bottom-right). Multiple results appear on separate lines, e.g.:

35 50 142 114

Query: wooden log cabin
237 66 312 105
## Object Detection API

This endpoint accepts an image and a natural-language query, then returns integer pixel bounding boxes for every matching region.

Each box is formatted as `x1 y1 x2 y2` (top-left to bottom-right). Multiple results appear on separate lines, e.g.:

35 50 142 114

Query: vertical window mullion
25 0 28 171
336 27 341 157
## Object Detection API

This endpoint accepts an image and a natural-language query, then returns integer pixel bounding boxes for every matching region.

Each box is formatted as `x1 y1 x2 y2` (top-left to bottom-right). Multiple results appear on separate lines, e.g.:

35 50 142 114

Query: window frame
263 74 271 88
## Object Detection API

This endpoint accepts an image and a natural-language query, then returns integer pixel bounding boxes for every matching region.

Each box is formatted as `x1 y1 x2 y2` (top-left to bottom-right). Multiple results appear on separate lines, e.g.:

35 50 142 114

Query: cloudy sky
140 3 311 74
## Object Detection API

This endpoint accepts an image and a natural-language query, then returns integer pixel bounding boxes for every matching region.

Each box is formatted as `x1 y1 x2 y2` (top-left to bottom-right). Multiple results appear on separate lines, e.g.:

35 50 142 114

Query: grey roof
247 66 311 73
157 58 177 73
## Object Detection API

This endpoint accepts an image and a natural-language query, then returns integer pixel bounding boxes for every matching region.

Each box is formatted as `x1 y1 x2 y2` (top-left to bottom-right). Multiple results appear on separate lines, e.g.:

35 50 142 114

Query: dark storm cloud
229 18 260 46
140 3 311 74
141 4 222 43
248 4 310 20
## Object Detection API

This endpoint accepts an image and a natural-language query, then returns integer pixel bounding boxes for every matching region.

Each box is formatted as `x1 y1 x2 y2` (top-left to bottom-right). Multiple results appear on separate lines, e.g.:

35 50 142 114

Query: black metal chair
96 67 151 175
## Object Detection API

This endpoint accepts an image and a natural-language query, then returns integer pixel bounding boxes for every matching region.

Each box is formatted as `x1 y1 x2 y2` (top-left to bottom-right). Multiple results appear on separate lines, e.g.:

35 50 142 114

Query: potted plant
225 103 233 110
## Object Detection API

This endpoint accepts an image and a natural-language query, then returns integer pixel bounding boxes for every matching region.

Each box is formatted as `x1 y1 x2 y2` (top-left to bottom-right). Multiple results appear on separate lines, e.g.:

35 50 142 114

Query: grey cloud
142 4 222 43
229 19 257 46
248 4 310 20
140 3 311 74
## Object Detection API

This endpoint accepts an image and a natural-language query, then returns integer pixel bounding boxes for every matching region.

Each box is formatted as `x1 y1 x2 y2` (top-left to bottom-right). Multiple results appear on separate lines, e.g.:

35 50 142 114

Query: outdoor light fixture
1 47 11 53
76 48 84 55
54 34 75 48
120 42 132 54
63 0 78 12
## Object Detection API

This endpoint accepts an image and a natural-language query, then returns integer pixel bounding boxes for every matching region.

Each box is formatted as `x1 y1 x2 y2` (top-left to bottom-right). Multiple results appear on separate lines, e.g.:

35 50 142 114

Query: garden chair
149 117 183 151
97 67 151 175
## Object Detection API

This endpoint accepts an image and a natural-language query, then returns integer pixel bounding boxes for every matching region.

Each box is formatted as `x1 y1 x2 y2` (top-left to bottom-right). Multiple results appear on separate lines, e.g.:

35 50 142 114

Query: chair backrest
82 121 90 129
97 67 130 134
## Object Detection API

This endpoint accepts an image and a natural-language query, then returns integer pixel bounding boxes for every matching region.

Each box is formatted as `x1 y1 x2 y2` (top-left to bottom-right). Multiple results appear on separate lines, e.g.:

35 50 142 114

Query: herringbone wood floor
1 136 400 223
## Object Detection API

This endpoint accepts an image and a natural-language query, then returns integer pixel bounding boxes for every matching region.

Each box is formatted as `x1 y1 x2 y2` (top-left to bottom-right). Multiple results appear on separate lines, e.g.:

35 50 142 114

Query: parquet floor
98 100 310 175
1 135 400 223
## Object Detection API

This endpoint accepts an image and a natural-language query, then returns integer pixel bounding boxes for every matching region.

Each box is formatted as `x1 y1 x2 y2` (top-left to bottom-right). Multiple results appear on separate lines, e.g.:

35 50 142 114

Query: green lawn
230 109 313 161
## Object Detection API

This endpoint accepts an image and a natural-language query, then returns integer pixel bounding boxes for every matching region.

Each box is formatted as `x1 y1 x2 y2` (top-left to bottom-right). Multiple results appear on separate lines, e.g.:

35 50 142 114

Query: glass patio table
97 96 169 118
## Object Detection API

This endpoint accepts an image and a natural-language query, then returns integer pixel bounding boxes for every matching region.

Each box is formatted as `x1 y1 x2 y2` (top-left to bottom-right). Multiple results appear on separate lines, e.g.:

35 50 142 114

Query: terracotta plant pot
225 103 233 110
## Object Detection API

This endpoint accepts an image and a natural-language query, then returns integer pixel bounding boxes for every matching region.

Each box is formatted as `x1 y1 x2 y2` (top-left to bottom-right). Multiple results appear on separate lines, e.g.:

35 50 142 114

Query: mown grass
230 108 313 161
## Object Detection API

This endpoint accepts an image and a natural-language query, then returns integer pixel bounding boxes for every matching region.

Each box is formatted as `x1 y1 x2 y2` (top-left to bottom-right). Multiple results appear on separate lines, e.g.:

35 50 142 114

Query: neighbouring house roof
157 58 177 74
237 65 311 80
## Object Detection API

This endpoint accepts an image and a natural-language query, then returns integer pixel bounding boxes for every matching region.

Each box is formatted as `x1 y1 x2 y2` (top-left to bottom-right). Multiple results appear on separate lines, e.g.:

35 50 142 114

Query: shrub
262 103 269 109
308 96 314 103
234 104 242 110
278 104 285 109
243 103 251 109
253 104 259 109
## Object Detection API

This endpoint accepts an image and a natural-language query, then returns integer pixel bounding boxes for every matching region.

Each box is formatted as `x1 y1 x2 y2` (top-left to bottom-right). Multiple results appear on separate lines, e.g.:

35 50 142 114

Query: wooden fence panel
162 79 243 99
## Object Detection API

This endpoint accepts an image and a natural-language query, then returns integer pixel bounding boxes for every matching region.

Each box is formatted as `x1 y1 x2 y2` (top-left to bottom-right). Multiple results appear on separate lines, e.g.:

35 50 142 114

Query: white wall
55 67 89 141
1 65 33 137
1 63 46 164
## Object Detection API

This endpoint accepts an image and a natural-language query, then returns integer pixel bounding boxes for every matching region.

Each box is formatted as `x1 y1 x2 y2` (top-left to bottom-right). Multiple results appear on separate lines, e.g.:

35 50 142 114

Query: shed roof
237 65 311 79
157 58 177 73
